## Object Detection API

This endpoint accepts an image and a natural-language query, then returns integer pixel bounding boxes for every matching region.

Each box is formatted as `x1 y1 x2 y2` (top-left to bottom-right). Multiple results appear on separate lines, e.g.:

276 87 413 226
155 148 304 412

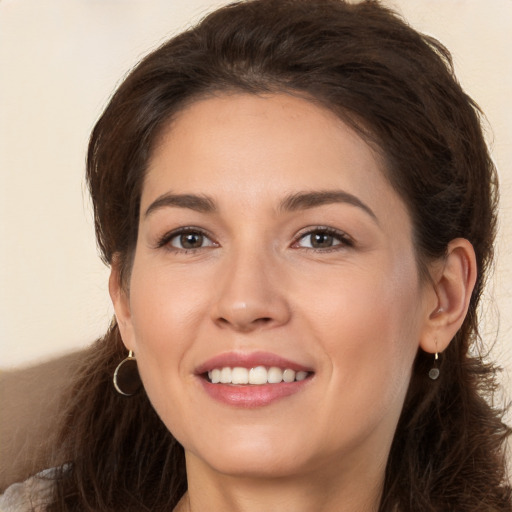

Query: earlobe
108 257 135 351
420 238 477 354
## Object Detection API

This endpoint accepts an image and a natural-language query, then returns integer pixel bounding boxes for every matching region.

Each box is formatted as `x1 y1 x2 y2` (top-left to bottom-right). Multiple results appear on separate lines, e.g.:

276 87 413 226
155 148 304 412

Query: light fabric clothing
0 469 55 512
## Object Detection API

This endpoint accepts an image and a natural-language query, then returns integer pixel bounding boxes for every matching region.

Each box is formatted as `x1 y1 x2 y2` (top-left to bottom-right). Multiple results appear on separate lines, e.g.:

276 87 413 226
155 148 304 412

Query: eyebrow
279 190 377 222
144 193 215 218
144 189 377 222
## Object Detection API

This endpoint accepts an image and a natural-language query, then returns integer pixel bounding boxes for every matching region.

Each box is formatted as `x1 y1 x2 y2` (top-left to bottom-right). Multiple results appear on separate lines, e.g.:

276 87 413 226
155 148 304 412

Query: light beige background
1 0 511 414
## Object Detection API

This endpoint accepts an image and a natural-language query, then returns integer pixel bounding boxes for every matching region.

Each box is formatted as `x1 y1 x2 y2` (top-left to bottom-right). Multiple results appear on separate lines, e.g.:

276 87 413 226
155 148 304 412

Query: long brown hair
47 1 511 510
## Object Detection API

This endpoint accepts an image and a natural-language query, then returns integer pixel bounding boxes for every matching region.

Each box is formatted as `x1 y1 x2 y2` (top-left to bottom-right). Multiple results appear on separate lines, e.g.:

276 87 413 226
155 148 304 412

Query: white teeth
206 366 310 385
267 367 283 383
282 369 296 383
295 371 308 381
220 367 232 384
231 367 249 384
249 366 268 385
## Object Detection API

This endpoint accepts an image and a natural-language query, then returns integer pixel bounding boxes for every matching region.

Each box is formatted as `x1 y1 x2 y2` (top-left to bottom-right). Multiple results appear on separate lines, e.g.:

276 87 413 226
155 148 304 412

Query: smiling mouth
205 366 312 385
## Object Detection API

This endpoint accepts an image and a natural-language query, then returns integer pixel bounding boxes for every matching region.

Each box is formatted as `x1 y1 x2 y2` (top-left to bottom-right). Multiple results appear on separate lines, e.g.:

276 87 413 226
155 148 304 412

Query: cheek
129 259 209 347
124 261 211 427
301 256 423 407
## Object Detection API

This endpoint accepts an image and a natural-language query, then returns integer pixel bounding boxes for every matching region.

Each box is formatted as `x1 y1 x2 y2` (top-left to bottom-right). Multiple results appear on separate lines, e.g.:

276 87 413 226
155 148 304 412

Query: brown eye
167 230 215 250
310 232 334 248
179 232 204 249
296 228 351 250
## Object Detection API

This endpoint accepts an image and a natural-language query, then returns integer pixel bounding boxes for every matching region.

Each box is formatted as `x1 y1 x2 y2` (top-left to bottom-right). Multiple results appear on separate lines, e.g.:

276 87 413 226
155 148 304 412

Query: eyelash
292 227 354 252
155 226 354 253
156 227 216 253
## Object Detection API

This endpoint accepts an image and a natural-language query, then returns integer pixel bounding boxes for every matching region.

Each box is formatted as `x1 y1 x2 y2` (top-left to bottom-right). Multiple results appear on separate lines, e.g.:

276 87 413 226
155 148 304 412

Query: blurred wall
1 0 511 412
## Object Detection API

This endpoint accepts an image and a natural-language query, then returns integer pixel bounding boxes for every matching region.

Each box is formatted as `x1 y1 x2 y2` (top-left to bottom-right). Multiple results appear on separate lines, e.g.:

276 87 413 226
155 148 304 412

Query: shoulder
0 468 56 512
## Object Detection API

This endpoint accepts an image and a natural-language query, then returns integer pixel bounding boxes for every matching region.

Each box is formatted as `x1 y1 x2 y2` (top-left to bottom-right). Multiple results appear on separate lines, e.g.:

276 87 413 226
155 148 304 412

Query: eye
158 228 217 251
295 228 353 250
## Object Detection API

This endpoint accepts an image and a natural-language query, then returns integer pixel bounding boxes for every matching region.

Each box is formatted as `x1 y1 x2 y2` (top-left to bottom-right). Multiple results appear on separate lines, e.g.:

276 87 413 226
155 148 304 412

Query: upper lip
195 351 313 375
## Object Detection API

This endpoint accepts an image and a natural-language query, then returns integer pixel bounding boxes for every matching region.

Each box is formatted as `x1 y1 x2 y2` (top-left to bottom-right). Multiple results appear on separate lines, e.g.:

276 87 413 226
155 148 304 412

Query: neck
175 452 385 512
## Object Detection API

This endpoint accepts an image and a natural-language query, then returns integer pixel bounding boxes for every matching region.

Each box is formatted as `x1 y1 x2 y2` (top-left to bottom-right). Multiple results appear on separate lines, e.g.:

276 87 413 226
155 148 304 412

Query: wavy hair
47 1 511 510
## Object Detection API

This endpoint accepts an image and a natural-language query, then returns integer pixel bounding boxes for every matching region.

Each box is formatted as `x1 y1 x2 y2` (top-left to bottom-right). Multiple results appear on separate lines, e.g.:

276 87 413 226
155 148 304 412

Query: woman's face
114 93 435 480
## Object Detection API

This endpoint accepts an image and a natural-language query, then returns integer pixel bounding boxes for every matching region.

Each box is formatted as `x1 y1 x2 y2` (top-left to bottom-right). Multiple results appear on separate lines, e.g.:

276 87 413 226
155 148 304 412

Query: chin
200 450 308 479
184 428 315 479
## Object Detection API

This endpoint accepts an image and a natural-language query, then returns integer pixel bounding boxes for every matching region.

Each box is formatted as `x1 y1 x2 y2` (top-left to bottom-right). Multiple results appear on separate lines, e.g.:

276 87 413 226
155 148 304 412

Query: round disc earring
113 350 143 396
428 352 440 380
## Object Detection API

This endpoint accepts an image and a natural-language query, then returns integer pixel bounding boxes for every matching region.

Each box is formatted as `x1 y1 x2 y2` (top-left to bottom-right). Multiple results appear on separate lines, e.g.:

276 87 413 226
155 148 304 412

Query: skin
111 93 476 512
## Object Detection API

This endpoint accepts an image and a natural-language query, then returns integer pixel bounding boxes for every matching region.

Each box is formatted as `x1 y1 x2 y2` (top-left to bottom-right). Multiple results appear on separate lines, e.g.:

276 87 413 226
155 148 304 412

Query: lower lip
198 377 311 408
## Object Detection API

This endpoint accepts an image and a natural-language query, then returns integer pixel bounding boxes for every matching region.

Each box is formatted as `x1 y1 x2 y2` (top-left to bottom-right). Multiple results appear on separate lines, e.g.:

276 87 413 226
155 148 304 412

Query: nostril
215 315 274 331
250 317 274 329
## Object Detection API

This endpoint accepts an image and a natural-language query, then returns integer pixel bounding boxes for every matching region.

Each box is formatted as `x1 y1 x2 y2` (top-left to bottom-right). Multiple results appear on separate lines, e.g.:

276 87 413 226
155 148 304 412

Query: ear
419 238 477 354
109 256 137 353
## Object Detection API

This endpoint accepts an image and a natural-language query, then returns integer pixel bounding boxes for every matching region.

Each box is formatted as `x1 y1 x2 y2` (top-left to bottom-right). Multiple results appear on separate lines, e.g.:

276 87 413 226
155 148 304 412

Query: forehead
142 93 405 221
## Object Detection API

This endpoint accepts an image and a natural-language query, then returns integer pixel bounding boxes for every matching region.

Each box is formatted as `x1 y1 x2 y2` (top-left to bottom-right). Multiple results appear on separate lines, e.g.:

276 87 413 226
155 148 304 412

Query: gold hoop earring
428 352 440 380
113 350 142 396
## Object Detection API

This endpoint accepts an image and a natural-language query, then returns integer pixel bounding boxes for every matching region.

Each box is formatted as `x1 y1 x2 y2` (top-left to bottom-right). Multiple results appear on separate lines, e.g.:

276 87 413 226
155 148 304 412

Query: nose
211 249 291 333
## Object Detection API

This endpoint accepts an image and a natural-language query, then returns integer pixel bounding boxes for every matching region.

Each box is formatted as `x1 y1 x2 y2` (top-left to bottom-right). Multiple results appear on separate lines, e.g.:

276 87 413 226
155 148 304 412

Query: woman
1 0 510 510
